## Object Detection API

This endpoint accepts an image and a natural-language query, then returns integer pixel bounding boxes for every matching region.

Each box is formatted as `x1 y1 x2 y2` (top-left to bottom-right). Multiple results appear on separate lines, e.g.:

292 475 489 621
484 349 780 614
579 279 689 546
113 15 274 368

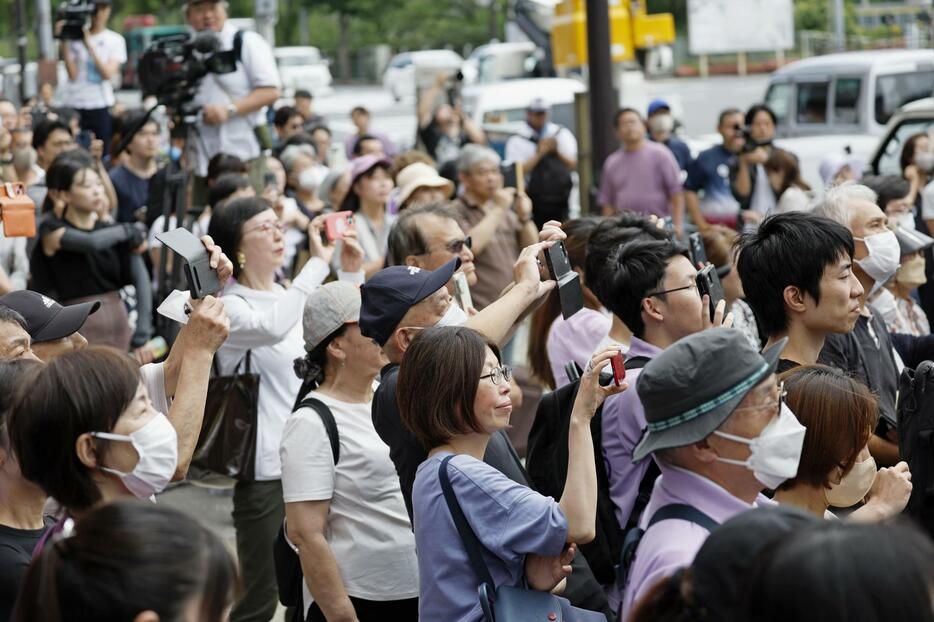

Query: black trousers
304 596 418 622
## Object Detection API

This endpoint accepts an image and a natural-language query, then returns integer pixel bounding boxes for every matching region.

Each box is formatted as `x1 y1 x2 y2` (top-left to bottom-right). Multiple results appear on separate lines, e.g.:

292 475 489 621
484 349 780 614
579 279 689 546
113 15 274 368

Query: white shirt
0 223 28 291
215 257 363 480
190 22 281 177
139 362 170 415
504 121 578 166
775 185 811 213
280 391 419 610
66 29 126 109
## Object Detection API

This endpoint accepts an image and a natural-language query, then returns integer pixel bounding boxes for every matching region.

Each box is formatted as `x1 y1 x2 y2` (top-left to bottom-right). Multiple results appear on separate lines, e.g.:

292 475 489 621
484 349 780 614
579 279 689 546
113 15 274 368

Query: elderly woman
398 326 626 622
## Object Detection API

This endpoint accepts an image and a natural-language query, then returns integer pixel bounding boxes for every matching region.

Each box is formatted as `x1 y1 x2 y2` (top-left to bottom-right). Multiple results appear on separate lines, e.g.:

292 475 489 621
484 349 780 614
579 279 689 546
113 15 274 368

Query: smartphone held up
324 211 355 242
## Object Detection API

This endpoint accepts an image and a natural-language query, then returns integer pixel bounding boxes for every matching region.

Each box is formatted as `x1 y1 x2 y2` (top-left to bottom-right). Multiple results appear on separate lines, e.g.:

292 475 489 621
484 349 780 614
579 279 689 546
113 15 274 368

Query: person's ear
326 336 347 366
783 285 807 315
132 612 160 622
404 255 420 268
642 296 664 323
692 437 721 464
75 433 100 470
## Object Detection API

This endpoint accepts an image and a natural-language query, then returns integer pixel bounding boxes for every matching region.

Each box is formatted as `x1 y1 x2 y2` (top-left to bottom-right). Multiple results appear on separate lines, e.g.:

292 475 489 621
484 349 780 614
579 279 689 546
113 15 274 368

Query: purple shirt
343 130 398 158
598 141 682 217
547 308 612 389
413 452 568 622
601 336 664 528
620 461 771 617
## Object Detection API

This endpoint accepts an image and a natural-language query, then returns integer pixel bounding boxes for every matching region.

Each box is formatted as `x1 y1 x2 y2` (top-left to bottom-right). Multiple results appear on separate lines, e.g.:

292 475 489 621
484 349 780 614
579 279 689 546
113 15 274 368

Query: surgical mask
299 166 327 191
897 254 927 289
825 455 876 508
894 212 916 232
916 152 934 174
91 413 178 500
168 145 182 163
12 147 36 170
648 114 675 135
855 230 900 293
713 401 806 490
436 301 468 327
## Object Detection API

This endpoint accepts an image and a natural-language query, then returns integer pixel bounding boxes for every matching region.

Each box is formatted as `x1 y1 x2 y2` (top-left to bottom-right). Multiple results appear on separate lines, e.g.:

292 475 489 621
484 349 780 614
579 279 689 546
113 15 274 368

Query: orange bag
0 182 36 238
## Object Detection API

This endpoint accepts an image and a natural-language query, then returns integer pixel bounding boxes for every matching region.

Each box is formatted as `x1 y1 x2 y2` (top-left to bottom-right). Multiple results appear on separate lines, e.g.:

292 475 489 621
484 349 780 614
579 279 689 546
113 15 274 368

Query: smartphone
696 264 726 322
76 129 93 150
324 211 354 242
0 182 36 237
501 162 519 189
544 240 584 320
154 227 221 299
452 271 472 311
688 232 707 267
609 351 626 386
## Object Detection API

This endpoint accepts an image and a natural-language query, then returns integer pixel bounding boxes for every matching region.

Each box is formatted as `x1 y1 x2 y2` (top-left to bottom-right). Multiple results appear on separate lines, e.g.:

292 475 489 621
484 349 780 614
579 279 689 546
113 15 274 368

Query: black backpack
526 128 573 229
273 397 339 610
897 361 934 537
526 356 652 585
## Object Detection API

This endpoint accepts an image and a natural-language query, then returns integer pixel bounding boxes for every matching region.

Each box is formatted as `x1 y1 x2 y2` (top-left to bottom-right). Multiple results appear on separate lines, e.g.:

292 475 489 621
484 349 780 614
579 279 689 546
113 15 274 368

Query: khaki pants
191 156 268 212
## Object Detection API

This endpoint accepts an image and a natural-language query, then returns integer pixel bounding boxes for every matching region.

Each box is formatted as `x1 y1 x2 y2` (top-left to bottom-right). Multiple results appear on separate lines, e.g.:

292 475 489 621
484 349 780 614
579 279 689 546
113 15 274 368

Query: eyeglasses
423 236 472 255
243 221 286 236
646 281 698 298
735 381 787 414
479 365 512 385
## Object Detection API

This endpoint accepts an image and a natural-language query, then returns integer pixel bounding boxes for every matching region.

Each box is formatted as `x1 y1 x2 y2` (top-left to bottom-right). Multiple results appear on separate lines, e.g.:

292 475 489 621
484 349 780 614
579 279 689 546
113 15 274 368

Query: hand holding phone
155 227 221 299
453 271 473 312
324 211 355 242
544 240 584 320
696 265 726 323
609 352 626 386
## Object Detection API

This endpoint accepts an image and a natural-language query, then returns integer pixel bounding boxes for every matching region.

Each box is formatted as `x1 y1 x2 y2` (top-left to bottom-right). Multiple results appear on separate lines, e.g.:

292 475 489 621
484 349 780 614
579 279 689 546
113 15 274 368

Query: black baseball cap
360 258 459 347
0 290 99 343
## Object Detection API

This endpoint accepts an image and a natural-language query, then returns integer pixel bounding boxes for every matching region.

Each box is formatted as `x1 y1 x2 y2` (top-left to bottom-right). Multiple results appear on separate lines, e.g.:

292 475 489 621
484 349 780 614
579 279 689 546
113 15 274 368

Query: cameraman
185 0 280 206
58 0 126 149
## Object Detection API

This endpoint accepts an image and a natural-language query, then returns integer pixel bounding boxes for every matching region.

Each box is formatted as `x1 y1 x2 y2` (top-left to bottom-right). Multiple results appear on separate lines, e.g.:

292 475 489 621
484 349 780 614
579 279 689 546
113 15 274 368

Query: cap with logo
302 281 361 353
360 258 459 347
0 290 100 343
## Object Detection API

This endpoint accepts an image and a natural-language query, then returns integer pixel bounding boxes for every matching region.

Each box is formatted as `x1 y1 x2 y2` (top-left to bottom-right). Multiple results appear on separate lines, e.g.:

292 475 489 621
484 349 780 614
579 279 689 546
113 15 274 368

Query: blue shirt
109 165 152 224
413 452 568 622
684 144 740 221
656 136 692 172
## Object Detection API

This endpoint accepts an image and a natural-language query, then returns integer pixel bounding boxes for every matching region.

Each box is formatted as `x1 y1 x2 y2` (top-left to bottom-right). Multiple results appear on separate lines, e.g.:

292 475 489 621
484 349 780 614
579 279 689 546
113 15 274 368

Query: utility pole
585 0 616 183
14 0 28 103
833 0 846 51
255 0 277 47
36 0 54 61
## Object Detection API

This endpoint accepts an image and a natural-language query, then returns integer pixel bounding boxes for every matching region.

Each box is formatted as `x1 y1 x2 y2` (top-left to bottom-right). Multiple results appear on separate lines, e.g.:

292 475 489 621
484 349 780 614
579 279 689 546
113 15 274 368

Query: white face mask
299 166 327 192
91 413 178 500
855 230 900 293
648 114 675 135
826 455 877 508
713 401 806 490
894 212 916 232
436 301 468 327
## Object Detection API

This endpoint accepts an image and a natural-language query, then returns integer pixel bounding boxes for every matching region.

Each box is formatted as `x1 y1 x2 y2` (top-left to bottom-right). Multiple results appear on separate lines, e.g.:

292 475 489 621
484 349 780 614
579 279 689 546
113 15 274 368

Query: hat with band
632 328 786 461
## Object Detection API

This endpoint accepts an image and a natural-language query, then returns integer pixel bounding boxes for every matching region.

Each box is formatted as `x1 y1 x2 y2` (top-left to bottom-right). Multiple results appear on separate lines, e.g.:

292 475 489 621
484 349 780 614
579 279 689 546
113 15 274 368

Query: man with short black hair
343 106 397 158
109 112 161 223
0 306 38 361
273 105 305 146
684 108 744 228
293 89 326 130
736 212 863 373
32 118 75 172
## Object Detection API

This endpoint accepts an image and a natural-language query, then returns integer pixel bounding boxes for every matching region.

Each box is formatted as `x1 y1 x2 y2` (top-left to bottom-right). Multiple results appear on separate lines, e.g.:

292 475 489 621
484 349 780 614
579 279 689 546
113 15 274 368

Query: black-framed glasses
479 365 512 385
646 281 698 298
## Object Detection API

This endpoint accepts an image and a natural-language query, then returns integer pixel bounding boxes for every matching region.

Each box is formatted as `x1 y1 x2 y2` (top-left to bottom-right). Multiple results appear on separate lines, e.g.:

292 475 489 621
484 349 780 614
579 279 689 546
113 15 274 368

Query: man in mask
876 227 934 336
620 328 798 618
280 144 326 215
646 99 691 172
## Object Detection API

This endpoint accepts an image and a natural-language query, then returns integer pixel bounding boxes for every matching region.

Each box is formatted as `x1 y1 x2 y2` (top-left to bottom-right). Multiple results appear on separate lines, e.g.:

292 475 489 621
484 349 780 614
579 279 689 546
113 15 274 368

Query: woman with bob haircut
14 500 239 622
773 365 911 520
398 325 626 622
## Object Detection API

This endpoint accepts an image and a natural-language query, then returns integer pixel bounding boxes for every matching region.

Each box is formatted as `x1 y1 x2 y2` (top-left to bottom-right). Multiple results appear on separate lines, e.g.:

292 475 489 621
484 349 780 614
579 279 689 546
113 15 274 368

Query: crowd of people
1 0 934 620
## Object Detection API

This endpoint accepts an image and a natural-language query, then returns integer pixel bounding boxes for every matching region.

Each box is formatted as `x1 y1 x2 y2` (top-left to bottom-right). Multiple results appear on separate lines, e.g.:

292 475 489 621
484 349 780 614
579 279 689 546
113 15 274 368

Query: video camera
137 31 238 119
55 0 96 40
736 124 773 153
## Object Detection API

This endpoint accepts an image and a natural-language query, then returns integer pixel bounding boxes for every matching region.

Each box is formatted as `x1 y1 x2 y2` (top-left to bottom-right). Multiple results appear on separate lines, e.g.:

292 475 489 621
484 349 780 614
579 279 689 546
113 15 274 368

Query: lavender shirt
620 461 771 617
601 336 663 528
547 308 612 389
413 452 568 622
598 141 682 217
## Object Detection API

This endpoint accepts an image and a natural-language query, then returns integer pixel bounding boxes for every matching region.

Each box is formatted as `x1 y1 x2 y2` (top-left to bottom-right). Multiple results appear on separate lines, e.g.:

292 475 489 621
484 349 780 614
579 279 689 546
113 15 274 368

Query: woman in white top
338 154 395 278
282 281 418 622
207 196 364 622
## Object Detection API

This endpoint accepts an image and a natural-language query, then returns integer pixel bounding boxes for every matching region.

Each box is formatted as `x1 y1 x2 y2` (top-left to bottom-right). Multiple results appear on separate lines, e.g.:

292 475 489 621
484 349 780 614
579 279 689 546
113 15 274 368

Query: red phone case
610 352 626 386
324 211 354 241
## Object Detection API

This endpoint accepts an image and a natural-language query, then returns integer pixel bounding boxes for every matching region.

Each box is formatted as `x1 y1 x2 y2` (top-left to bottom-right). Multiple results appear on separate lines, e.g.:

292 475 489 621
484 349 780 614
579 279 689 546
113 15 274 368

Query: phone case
325 211 355 242
545 241 583 320
696 265 725 322
453 271 472 311
610 352 626 386
689 232 707 266
154 227 221 299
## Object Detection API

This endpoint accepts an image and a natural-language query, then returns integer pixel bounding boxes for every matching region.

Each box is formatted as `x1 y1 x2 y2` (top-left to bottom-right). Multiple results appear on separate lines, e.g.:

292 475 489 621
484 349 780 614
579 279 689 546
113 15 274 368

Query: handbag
193 351 260 481
439 455 606 622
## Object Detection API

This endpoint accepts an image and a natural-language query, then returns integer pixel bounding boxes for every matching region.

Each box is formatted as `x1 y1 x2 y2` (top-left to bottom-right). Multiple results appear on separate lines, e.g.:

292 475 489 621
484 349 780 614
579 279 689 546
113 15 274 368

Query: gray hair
279 144 316 175
0 305 27 331
456 144 501 174
810 181 878 227
387 202 462 266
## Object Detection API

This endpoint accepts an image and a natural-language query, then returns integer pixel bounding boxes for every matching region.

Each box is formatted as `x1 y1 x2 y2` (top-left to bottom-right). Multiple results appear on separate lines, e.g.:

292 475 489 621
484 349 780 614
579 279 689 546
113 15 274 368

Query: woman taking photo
30 153 153 358
14 500 238 622
339 154 395 278
773 365 911 521
281 281 418 621
207 196 364 622
398 326 626 622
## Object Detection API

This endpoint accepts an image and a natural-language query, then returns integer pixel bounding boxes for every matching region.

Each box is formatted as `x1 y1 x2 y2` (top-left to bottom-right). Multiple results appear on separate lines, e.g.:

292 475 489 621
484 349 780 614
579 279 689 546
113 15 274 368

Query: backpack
526 128 573 228
525 356 651 585
897 361 934 538
273 397 339 610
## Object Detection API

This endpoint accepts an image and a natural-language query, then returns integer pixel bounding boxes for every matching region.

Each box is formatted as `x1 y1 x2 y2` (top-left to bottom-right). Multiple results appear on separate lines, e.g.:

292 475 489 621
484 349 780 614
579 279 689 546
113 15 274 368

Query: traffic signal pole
585 0 616 183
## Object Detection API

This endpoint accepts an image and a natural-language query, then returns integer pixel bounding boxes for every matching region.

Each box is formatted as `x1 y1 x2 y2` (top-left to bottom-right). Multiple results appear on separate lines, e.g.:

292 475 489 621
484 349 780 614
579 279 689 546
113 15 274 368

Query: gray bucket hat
632 328 786 461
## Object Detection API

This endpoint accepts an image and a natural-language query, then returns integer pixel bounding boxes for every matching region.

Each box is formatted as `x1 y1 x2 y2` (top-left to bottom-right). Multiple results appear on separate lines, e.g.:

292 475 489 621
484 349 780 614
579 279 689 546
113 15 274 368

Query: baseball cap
527 98 549 113
647 99 671 117
302 282 361 352
632 328 786 461
350 154 393 185
360 258 459 347
0 290 100 343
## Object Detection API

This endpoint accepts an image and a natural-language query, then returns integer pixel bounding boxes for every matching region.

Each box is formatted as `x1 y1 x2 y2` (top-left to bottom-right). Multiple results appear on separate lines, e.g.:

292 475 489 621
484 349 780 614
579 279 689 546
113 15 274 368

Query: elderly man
0 306 39 361
387 202 476 292
0 290 97 361
620 328 797 618
449 145 538 310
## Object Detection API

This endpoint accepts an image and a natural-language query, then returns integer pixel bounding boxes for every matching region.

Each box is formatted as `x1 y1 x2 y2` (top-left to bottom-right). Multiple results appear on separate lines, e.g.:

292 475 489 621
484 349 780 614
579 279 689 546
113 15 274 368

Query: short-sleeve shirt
0 517 55 621
65 29 126 109
450 197 521 310
413 452 568 622
109 165 153 223
280 391 419 611
598 142 682 217
504 122 579 166
191 23 282 177
654 136 692 172
683 144 740 221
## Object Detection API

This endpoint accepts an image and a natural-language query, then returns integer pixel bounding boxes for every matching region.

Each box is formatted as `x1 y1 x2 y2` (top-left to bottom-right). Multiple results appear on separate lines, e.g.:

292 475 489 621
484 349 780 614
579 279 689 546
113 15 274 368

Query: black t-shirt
418 120 468 166
30 216 132 301
371 363 530 522
776 358 801 374
109 165 153 223
0 517 55 621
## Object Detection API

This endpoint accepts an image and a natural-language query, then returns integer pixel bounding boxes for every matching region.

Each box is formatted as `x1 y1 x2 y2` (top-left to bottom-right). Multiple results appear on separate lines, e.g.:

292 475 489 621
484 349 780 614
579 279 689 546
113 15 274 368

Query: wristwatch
226 103 238 118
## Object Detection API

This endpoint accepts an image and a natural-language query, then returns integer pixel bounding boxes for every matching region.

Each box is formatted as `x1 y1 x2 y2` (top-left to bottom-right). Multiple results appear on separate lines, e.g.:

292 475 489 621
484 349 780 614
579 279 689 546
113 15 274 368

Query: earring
236 252 246 269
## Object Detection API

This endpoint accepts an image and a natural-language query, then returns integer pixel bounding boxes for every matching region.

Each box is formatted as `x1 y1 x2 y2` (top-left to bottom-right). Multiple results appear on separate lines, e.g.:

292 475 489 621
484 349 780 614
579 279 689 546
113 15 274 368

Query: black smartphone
688 232 707 267
696 264 725 322
154 227 221 299
544 240 584 320
76 129 92 150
